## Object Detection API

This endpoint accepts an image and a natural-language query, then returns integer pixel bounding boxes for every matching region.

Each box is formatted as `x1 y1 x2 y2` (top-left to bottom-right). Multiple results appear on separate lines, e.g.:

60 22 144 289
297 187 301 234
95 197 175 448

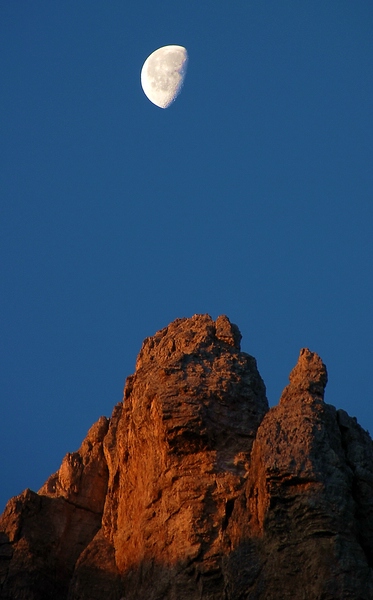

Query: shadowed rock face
1 315 373 599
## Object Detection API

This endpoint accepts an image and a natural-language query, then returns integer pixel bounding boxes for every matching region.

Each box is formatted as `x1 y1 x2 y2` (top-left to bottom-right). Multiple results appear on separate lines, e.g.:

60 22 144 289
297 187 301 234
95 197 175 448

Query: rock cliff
1 315 373 599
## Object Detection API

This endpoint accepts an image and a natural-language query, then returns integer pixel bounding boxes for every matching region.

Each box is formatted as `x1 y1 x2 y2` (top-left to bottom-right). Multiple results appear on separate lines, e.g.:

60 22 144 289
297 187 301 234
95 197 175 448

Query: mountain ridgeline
1 315 373 599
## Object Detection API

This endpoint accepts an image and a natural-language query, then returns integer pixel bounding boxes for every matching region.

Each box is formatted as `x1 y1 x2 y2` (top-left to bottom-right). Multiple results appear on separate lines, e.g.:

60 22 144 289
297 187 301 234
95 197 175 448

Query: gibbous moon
141 45 188 109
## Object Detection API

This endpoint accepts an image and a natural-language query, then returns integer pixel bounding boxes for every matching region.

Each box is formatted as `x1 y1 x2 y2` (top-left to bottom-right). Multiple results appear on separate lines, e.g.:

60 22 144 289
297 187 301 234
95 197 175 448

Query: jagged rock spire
280 347 328 403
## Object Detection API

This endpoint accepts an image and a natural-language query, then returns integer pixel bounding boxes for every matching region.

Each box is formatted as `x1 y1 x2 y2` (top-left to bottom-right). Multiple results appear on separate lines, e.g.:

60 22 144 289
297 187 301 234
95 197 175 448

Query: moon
141 45 188 109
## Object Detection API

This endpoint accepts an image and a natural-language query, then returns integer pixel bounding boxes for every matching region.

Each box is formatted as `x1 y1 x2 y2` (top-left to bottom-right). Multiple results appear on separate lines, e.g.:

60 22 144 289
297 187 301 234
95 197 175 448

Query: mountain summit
1 315 373 599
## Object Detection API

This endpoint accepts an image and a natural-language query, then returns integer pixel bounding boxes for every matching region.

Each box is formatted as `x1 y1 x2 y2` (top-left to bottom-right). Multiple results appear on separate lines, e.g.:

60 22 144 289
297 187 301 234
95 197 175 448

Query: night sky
1 1 372 511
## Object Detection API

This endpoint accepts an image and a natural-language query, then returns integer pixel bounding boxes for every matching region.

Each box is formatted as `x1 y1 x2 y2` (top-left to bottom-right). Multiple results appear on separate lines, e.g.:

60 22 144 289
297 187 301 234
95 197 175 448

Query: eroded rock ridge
1 315 373 599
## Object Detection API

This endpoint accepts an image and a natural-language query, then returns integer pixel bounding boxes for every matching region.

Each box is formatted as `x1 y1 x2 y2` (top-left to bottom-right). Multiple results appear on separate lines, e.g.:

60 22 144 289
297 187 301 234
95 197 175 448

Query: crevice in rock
222 499 235 531
58 496 104 516
336 410 373 569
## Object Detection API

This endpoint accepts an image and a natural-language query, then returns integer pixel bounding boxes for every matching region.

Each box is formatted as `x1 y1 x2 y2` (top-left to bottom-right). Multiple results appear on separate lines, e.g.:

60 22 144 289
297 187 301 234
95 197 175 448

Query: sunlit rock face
242 349 373 599
100 314 268 598
1 315 373 599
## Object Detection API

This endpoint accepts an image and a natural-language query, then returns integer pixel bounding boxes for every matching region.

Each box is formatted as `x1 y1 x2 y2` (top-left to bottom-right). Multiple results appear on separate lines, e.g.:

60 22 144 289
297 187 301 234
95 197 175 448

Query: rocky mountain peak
280 347 328 404
135 314 242 372
1 315 373 600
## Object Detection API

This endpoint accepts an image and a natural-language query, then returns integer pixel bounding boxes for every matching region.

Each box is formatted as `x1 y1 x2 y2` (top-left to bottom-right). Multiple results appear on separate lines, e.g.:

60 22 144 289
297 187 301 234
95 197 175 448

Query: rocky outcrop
39 416 109 514
1 315 373 599
238 348 373 599
0 418 109 600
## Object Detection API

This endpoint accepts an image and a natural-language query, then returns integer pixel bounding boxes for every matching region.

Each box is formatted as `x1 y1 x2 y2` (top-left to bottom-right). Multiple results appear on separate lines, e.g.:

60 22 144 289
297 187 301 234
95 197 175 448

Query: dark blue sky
1 1 372 511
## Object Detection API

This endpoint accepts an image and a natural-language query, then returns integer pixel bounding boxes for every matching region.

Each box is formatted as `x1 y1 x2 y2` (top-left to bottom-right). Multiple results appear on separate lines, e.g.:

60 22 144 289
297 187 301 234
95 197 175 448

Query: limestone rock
0 489 102 599
39 416 109 514
1 316 373 599
239 349 373 598
97 314 268 599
